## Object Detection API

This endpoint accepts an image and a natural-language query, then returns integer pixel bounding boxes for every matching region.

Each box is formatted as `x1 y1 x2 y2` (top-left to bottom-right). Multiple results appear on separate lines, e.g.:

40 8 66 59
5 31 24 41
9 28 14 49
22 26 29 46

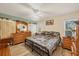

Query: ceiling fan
21 3 52 15
21 3 53 21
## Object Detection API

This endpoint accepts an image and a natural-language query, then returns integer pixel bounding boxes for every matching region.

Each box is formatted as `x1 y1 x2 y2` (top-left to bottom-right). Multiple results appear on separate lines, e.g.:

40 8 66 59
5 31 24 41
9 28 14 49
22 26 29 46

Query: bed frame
25 38 61 56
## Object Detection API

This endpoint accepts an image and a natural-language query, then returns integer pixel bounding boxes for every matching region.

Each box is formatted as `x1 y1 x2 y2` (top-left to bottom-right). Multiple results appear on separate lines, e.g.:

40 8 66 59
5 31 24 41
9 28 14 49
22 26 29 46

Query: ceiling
0 3 79 22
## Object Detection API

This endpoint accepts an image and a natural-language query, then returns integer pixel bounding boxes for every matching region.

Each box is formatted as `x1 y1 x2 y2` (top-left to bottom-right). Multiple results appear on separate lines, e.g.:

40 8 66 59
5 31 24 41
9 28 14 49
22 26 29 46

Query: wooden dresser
74 21 79 55
62 36 77 56
0 38 11 56
62 36 72 50
12 31 31 45
76 24 79 55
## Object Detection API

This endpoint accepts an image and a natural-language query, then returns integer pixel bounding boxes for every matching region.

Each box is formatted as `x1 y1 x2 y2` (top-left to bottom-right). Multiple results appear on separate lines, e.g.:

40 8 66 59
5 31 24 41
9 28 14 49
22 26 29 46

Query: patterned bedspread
27 35 61 55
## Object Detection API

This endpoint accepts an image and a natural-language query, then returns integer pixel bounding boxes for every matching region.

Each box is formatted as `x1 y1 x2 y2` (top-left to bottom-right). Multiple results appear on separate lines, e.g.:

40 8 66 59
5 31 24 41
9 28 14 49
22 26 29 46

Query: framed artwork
46 20 54 25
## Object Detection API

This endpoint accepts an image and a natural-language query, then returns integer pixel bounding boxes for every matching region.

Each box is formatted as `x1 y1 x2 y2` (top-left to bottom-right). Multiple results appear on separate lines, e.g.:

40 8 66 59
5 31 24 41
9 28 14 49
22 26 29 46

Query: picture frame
46 20 54 25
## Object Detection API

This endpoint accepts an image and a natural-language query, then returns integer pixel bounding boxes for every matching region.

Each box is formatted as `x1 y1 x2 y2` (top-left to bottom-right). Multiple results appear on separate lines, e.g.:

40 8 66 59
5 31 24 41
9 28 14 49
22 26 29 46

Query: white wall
37 11 79 37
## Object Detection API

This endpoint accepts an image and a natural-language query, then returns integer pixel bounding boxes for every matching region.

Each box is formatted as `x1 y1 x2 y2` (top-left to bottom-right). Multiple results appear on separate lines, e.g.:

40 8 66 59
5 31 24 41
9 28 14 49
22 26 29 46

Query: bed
25 31 61 56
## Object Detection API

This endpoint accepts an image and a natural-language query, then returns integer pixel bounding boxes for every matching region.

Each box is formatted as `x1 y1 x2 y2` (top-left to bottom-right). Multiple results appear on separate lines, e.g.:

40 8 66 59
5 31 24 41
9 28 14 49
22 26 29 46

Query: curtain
0 18 16 39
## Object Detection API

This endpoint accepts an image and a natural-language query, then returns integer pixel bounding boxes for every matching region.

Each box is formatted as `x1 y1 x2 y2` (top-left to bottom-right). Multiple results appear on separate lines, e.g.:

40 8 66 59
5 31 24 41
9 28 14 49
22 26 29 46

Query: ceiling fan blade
21 3 39 13
21 3 53 16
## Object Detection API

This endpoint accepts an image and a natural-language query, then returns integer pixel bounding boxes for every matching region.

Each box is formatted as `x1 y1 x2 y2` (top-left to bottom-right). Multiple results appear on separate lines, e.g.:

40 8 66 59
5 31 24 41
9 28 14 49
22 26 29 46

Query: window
28 23 37 34
64 19 76 37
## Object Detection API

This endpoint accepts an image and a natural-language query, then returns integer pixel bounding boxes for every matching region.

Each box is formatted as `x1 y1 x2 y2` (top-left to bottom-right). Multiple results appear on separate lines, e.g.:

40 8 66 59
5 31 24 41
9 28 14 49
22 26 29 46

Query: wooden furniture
76 24 79 55
71 40 77 56
63 21 79 56
11 20 31 45
0 38 11 56
0 47 11 56
62 36 72 50
12 31 31 45
74 21 79 55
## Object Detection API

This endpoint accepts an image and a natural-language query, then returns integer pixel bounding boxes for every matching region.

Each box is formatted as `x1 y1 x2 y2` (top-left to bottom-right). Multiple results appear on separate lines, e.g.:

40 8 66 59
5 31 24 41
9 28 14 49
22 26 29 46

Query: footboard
25 38 61 56
25 39 49 56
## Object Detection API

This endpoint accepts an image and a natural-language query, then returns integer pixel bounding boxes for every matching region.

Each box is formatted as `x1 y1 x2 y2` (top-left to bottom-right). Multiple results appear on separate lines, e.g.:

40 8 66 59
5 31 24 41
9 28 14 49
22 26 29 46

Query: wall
37 11 79 37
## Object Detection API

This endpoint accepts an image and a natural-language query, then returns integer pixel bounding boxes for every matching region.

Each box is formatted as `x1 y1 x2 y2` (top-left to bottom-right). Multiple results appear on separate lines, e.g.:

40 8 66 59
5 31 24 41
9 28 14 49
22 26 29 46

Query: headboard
35 31 60 38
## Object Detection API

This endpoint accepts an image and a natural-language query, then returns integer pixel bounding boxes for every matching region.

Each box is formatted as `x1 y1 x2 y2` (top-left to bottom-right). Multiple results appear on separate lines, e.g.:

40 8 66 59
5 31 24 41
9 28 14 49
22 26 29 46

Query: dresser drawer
62 36 72 50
